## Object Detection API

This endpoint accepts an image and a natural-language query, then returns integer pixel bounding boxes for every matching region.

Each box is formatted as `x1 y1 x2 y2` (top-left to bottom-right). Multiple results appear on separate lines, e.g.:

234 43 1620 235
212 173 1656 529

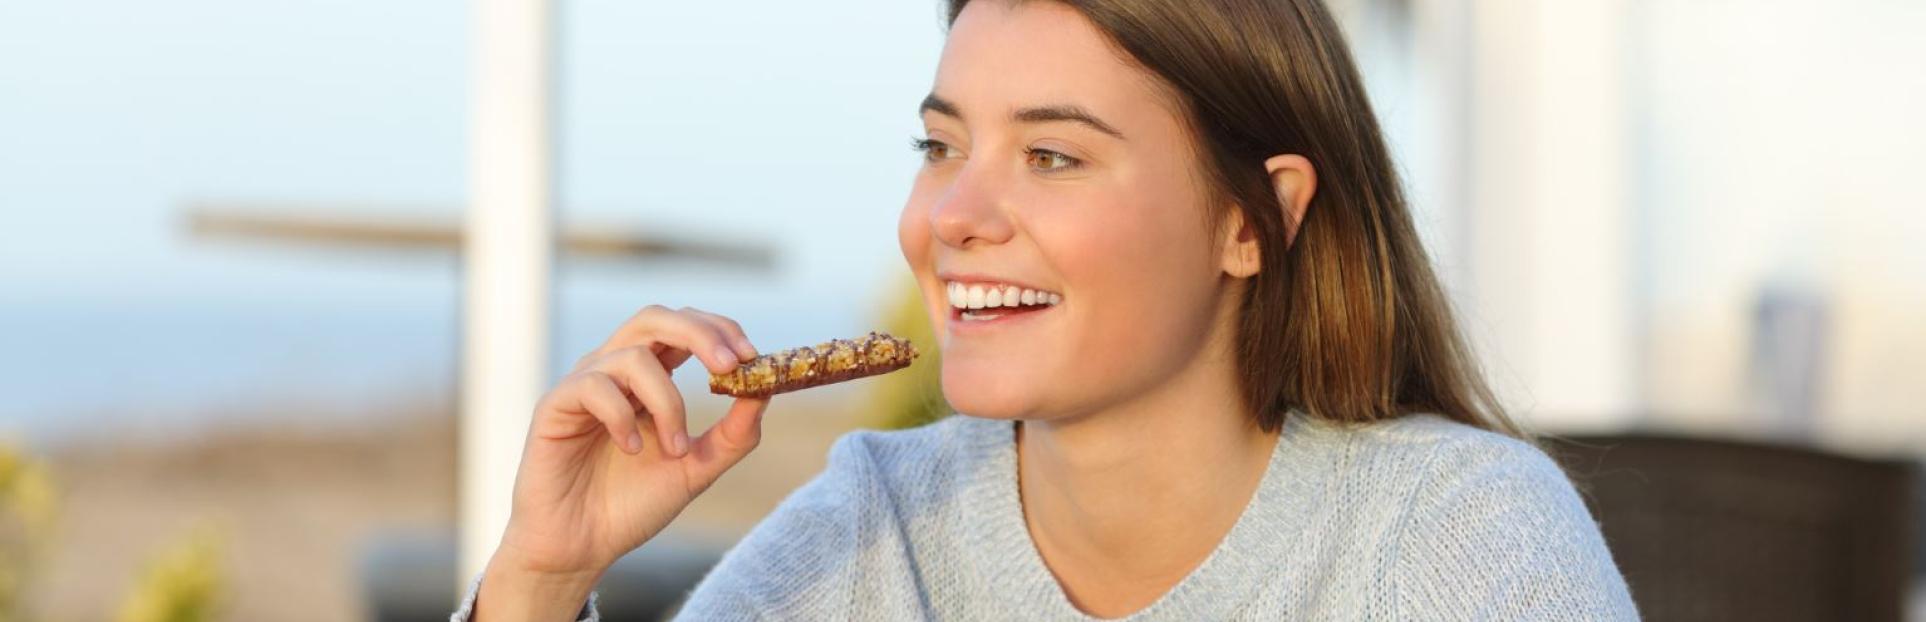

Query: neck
1015 318 1279 614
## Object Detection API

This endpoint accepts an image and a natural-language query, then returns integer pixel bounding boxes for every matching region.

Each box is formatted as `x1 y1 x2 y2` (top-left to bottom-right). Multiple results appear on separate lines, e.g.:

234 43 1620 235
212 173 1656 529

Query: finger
641 312 746 375
573 372 645 454
597 346 690 458
573 305 673 373
596 305 743 375
680 307 757 361
684 397 770 495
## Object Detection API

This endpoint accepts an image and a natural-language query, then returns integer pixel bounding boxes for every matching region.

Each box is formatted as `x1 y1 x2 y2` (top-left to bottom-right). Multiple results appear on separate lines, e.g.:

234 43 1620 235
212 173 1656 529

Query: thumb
684 397 769 495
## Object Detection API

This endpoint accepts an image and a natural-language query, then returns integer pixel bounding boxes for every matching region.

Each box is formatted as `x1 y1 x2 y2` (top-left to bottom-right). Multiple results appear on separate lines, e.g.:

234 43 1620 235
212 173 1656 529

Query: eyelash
909 137 952 162
909 136 1085 172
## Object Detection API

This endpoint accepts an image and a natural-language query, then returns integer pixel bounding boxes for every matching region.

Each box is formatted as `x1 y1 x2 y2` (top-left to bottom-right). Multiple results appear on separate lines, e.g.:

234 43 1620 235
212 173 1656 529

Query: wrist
476 547 603 622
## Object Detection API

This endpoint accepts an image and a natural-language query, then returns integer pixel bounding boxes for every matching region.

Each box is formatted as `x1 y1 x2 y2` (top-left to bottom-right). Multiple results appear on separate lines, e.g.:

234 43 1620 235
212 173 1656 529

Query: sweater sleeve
447 571 599 622
671 433 870 620
1391 437 1640 621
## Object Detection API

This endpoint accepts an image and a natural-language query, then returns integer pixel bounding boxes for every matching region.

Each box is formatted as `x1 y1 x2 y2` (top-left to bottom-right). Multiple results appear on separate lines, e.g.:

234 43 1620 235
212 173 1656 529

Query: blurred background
0 0 1920 620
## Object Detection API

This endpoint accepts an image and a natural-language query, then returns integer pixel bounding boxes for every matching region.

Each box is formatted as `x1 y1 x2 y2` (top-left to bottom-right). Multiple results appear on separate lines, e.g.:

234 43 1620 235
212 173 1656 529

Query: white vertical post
462 0 554 585
1407 0 1475 290
1460 0 1637 431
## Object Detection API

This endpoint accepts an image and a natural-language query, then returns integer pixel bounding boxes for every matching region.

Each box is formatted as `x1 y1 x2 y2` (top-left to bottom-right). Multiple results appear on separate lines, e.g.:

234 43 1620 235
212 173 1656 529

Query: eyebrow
919 93 1126 140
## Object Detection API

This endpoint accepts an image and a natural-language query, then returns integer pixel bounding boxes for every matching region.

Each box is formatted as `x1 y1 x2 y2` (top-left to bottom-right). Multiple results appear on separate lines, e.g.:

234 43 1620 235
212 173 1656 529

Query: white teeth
944 281 1061 310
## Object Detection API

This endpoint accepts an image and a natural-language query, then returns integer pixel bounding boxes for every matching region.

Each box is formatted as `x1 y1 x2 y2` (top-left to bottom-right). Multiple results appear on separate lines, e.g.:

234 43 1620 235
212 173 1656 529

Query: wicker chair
1548 434 1918 621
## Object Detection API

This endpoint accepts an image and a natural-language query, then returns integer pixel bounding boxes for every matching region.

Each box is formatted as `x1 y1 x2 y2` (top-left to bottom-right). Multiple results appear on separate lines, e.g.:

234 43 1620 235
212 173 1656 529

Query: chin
939 360 1046 420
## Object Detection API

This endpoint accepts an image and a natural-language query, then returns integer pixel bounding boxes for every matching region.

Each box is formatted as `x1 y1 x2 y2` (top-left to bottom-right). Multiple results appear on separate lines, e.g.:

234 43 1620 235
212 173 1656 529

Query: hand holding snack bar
476 305 764 619
475 305 915 620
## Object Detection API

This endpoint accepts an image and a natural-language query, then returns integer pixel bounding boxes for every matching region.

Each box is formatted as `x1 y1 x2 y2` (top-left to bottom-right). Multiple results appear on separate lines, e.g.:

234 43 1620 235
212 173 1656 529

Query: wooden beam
181 204 774 270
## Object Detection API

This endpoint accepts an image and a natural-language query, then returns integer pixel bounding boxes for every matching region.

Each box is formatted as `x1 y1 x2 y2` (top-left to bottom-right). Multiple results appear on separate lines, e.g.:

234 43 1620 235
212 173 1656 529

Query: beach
26 391 869 621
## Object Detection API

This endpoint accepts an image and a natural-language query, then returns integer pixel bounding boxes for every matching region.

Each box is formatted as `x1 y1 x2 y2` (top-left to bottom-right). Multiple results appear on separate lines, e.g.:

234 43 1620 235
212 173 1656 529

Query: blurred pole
1751 283 1829 439
1407 0 1472 290
461 0 554 587
1461 0 1638 431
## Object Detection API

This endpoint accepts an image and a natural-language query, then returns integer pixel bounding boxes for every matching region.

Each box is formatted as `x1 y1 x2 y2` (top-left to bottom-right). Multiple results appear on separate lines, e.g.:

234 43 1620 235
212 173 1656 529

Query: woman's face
898 0 1237 421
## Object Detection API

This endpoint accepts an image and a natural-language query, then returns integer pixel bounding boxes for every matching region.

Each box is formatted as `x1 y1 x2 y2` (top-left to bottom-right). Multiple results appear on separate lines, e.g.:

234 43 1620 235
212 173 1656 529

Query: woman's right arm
460 305 772 622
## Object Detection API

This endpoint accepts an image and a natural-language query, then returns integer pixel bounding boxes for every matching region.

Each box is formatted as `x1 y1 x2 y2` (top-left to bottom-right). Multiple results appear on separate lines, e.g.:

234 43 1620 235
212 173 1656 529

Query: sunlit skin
897 0 1315 616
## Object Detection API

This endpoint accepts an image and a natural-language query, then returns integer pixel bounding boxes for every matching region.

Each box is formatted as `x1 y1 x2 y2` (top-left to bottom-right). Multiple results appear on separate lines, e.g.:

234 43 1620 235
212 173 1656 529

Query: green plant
114 524 225 622
0 443 57 621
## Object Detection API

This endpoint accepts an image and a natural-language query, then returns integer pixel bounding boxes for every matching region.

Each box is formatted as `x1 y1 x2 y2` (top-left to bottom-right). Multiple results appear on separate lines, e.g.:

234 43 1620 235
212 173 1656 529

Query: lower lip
947 304 1055 333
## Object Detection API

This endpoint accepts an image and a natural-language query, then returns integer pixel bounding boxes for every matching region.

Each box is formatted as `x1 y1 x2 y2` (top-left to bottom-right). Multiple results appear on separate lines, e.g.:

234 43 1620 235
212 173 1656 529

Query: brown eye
1025 148 1081 172
911 137 959 163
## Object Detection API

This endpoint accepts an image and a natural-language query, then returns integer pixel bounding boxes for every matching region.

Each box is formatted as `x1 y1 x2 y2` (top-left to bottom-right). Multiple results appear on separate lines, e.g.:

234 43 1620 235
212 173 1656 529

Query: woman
456 0 1638 619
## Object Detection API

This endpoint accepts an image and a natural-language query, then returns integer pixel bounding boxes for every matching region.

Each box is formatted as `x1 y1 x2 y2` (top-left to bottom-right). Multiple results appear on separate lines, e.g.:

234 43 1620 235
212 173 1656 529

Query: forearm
473 551 602 622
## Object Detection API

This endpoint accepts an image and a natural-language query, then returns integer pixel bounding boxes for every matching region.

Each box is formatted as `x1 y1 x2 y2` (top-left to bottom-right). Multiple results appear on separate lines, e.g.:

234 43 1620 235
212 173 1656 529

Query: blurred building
1334 0 1926 453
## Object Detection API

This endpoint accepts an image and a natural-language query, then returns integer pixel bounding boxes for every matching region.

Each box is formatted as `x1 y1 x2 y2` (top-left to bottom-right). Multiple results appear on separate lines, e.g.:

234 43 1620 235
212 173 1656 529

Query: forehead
932 1 1175 124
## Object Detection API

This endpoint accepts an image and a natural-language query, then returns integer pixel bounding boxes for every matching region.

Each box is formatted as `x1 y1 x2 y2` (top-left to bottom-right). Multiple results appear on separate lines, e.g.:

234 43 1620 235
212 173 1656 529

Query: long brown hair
942 0 1524 437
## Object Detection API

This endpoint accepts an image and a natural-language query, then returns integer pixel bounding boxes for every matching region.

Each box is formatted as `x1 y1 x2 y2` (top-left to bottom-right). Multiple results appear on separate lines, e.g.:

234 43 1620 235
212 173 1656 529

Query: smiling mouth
945 281 1062 323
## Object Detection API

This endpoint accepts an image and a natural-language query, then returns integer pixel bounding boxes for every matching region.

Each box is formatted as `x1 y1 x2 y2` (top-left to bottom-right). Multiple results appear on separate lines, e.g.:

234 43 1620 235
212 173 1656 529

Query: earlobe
1263 154 1317 249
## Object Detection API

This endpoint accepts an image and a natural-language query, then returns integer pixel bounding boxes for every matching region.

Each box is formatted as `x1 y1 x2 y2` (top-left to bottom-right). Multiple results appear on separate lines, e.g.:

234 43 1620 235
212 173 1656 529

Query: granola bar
708 331 919 398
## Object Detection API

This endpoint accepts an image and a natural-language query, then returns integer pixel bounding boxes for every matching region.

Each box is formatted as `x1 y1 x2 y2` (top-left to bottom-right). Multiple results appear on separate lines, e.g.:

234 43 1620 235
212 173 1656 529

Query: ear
1218 154 1318 278
1218 207 1263 278
1265 154 1316 249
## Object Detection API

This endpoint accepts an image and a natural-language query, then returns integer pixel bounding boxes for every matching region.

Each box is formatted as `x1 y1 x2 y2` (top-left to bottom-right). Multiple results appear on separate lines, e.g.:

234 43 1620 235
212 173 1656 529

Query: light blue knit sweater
454 412 1639 620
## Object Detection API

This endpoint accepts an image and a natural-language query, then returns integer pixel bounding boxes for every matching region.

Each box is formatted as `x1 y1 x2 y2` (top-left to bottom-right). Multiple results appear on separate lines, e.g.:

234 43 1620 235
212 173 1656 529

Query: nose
929 164 1016 249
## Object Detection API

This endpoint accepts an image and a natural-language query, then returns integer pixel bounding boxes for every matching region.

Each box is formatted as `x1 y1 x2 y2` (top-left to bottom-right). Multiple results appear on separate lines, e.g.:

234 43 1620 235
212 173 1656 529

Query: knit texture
455 411 1639 620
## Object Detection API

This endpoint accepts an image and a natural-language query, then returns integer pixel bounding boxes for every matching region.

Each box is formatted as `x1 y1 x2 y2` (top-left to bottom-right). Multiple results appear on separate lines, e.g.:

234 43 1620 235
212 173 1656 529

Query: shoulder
1277 412 1573 513
738 413 1005 529
1333 414 1638 619
1277 412 1560 492
818 414 1007 504
678 417 1002 616
1281 412 1585 546
828 412 994 462
1324 413 1588 544
1348 412 1567 488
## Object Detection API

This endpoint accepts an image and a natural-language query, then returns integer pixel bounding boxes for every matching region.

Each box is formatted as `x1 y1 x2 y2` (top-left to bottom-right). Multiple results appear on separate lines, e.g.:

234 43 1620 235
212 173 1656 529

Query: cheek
898 178 949 329
899 173 939 262
1052 169 1218 305
1063 213 1214 323
1037 180 1223 384
897 196 928 270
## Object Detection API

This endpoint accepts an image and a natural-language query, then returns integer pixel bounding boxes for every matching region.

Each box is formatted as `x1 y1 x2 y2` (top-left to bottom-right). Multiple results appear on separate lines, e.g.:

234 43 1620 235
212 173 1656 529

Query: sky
0 0 948 441
4 0 1923 448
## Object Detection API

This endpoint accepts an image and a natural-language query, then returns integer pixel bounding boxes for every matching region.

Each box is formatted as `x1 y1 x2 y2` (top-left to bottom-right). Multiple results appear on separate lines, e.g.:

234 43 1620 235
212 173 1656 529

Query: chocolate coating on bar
709 332 919 398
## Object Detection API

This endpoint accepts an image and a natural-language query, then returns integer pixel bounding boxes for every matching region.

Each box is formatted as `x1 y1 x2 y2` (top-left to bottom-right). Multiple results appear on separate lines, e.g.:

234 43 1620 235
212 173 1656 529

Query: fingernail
715 345 740 365
735 338 757 357
626 431 644 453
673 432 690 456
